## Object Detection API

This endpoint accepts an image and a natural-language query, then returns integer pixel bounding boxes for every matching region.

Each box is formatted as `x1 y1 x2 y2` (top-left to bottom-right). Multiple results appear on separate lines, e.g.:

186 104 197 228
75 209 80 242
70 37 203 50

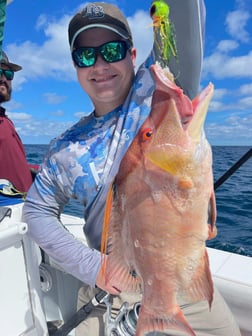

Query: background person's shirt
0 107 33 193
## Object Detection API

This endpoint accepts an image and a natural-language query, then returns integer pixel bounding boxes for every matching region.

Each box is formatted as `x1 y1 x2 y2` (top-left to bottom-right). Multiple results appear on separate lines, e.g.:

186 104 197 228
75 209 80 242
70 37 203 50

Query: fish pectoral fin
207 191 217 240
135 304 196 336
208 224 217 240
105 255 141 293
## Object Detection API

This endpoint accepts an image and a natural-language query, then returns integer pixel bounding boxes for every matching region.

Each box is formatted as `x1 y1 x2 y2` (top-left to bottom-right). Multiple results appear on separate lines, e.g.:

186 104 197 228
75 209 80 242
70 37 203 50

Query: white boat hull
0 203 251 335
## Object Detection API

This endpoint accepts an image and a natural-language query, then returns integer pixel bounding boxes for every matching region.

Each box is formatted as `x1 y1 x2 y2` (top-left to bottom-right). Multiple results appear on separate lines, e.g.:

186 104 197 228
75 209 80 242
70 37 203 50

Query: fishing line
214 147 252 191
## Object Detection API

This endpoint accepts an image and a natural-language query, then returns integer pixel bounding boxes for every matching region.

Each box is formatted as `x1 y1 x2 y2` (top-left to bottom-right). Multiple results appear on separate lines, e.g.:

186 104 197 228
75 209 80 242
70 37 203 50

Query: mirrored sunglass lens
101 42 126 62
5 70 14 80
0 69 14 80
74 48 96 67
73 41 129 67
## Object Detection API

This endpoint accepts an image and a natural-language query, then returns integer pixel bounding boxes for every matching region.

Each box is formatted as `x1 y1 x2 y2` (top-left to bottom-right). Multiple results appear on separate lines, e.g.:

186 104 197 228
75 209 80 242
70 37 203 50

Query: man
23 2 241 335
0 51 33 194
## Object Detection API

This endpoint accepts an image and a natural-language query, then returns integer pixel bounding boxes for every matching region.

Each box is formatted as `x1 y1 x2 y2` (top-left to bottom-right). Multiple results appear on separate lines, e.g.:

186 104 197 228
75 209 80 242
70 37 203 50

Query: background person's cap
1 51 22 71
68 2 133 51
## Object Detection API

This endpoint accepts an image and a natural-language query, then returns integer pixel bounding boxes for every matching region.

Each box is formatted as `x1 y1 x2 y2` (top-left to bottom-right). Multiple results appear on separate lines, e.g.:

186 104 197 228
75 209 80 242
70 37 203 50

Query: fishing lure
150 0 178 64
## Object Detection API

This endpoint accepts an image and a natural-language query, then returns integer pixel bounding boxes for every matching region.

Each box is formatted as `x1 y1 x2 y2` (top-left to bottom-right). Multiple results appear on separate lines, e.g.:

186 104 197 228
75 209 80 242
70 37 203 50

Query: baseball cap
1 51 22 71
68 2 133 51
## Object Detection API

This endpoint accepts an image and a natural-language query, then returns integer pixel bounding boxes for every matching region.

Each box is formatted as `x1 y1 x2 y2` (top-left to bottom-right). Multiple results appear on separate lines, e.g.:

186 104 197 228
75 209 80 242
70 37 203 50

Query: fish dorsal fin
188 83 214 144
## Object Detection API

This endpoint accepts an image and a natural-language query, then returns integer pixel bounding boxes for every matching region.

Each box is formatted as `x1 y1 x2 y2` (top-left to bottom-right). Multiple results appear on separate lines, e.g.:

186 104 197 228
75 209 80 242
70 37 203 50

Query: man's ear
130 47 137 68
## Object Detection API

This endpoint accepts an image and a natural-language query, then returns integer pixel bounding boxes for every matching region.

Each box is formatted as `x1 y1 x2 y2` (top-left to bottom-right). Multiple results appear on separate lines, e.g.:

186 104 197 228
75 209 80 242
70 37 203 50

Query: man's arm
22 161 101 287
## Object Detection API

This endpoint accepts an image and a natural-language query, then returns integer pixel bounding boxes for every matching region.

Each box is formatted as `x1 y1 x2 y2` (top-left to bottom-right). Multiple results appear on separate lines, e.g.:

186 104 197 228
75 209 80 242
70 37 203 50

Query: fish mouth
146 70 212 181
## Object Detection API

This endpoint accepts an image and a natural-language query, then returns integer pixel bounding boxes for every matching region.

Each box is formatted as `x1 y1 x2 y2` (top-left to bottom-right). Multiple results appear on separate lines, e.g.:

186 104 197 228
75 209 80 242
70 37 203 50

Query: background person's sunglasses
72 40 131 68
0 69 14 80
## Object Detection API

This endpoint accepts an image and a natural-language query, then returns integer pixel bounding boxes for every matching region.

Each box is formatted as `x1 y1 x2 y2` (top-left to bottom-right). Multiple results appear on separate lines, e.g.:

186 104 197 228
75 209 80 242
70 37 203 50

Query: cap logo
82 4 105 19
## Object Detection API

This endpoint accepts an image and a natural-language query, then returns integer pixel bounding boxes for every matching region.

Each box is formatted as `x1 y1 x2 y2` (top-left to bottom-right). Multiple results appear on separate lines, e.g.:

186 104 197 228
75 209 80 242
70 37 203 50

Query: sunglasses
72 40 131 68
0 68 14 80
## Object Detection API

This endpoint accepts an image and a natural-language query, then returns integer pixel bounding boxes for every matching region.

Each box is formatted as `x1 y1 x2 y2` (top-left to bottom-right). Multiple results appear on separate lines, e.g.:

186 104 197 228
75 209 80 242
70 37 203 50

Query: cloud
206 113 252 145
4 1 252 145
202 50 252 79
50 109 65 117
3 99 22 110
202 2 252 146
6 8 152 91
7 112 32 121
225 9 250 43
74 111 88 119
213 88 229 100
238 96 252 108
209 84 252 113
216 40 239 53
209 100 226 113
127 10 153 69
13 117 74 139
5 14 75 89
239 83 252 95
43 92 66 104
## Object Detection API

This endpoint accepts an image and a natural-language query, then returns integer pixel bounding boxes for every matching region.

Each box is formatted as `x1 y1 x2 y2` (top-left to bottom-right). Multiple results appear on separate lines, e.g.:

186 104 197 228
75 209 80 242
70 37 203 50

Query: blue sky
2 0 252 145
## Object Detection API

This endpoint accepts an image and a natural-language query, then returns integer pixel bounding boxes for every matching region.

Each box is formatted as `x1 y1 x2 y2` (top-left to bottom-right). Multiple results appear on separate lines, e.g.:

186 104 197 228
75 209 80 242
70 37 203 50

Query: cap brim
70 24 131 51
1 60 22 72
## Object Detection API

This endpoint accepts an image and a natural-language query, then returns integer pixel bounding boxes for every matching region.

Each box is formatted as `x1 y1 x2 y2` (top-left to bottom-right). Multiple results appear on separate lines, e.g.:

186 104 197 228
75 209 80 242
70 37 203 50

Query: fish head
143 63 214 180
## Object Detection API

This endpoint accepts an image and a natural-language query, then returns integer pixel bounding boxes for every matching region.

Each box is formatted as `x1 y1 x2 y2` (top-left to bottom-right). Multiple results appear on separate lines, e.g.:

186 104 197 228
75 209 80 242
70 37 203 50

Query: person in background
0 51 33 195
23 1 241 335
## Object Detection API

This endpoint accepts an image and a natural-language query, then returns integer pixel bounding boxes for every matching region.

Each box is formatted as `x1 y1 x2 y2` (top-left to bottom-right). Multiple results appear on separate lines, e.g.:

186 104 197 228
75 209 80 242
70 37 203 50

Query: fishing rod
50 288 140 336
50 290 109 336
214 147 252 191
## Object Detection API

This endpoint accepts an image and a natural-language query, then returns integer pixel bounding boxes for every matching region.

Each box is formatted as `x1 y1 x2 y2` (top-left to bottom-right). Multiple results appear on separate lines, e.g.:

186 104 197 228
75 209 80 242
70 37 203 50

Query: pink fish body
102 63 216 336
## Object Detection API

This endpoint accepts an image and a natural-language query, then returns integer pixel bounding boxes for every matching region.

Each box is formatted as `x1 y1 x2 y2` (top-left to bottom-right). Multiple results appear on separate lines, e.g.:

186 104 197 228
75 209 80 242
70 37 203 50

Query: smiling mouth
92 74 117 83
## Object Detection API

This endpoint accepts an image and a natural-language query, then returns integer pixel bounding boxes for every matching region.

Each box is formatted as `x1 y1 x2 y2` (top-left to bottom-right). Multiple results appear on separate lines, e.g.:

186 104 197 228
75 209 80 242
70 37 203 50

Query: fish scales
102 63 216 336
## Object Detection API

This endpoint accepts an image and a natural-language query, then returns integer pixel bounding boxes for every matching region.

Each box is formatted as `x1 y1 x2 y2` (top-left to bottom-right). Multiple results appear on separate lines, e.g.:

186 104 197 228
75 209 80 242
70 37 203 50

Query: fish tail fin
135 304 196 336
100 183 113 274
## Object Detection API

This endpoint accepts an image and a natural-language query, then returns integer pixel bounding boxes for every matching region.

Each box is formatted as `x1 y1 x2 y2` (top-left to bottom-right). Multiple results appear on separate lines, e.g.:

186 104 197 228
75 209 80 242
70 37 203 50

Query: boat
1 200 252 336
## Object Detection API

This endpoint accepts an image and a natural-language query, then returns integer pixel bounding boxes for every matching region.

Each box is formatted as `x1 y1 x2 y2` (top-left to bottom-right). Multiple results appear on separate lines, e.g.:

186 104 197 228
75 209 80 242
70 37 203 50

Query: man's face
0 64 12 103
73 28 136 117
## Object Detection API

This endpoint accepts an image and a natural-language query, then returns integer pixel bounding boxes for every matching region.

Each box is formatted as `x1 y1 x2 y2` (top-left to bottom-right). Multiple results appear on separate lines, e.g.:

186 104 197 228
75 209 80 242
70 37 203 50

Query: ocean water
25 144 252 257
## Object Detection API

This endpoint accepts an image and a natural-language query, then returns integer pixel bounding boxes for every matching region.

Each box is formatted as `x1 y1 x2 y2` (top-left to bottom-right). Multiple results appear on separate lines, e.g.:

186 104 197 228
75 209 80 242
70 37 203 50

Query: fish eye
142 128 153 141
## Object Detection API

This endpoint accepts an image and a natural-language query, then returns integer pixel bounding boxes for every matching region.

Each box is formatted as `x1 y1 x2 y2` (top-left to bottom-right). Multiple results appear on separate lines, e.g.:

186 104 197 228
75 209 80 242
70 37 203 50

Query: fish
101 62 216 336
